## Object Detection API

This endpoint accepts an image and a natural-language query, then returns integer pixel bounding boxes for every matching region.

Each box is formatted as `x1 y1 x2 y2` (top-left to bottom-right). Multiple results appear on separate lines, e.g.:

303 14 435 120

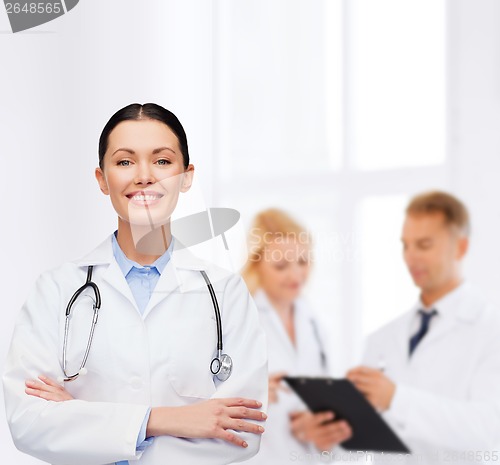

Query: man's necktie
409 309 437 356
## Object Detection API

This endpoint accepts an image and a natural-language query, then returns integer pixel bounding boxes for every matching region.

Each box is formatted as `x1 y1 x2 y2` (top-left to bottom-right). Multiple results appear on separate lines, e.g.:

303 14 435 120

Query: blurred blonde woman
242 209 351 465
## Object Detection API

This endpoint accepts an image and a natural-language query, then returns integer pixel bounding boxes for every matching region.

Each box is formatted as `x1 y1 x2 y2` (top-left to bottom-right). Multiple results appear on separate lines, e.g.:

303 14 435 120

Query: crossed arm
26 374 265 449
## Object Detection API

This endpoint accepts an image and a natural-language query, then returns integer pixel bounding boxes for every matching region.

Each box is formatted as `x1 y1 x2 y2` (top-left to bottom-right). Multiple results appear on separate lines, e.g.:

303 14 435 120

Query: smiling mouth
126 191 164 205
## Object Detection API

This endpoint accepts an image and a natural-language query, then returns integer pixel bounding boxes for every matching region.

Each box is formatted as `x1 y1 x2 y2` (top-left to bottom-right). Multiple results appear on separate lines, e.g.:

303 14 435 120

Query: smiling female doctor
2 103 268 465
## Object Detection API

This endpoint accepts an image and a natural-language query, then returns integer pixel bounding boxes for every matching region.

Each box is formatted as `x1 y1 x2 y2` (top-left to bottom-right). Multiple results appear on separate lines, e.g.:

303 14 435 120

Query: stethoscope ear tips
211 354 233 382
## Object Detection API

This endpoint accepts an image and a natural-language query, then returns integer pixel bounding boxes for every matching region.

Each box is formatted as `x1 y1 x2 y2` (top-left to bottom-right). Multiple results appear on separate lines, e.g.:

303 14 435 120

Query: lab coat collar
414 281 481 323
407 281 484 356
72 234 211 317
72 233 208 271
252 288 310 355
253 288 307 316
252 288 273 313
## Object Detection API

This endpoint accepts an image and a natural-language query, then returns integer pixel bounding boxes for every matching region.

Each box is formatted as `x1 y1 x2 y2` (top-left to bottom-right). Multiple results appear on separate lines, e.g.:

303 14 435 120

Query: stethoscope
61 265 233 383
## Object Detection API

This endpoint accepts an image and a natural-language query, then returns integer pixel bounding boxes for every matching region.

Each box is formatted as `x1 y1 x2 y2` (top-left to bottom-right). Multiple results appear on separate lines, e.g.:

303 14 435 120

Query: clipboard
284 376 410 454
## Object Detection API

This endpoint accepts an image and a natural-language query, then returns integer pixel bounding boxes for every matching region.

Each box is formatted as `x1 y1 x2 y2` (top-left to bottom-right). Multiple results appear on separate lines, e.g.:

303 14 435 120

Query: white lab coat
244 289 327 465
2 234 268 465
361 282 500 465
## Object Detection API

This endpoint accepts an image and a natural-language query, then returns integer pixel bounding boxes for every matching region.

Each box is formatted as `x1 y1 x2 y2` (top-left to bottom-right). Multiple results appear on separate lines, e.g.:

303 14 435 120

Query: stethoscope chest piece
211 353 233 381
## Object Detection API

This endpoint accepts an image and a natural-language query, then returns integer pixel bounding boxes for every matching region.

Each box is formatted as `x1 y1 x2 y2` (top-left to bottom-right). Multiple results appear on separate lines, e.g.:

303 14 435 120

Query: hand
346 366 395 412
25 375 74 402
290 411 352 452
147 397 267 448
269 371 289 404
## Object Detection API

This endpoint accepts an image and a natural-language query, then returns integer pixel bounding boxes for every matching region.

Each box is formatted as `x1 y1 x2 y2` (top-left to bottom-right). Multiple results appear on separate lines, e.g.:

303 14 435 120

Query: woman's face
95 119 194 227
257 239 311 304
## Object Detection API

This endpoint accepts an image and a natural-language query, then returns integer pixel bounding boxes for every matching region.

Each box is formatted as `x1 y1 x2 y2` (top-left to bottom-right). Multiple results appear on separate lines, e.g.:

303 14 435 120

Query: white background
1 0 500 462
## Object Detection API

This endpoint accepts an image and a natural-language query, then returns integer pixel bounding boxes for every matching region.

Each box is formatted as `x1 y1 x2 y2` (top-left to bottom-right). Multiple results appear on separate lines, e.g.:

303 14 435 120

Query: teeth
131 194 160 201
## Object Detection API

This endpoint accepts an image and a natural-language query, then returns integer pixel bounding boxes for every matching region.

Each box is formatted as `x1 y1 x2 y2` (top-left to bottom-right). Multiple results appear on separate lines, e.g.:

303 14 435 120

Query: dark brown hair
406 191 470 236
98 103 189 169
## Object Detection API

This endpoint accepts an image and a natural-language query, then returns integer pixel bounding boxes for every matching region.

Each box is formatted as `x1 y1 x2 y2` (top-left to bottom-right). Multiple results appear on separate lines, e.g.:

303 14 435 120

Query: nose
404 245 420 266
289 261 305 281
134 162 156 185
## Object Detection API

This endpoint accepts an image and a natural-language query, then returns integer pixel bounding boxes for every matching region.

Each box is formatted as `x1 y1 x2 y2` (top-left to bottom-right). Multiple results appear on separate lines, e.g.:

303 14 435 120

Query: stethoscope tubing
62 265 230 382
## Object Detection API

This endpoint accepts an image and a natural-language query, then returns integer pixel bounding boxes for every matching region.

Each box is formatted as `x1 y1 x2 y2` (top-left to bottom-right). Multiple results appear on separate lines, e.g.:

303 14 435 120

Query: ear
180 164 195 193
456 236 469 260
95 167 109 195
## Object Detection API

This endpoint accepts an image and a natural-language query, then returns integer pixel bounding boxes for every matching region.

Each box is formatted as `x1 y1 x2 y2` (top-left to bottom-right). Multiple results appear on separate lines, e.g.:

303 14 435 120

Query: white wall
448 0 500 306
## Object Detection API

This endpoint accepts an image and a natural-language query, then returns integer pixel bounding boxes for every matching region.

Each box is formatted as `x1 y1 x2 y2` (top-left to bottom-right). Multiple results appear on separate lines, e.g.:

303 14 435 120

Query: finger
269 371 288 381
347 366 377 380
25 387 44 399
25 387 62 401
321 421 351 437
38 375 64 389
348 374 374 386
312 424 352 444
289 412 310 436
219 429 249 448
289 410 308 421
269 378 290 393
228 406 267 422
221 398 262 409
226 418 265 435
25 379 59 393
346 366 363 377
311 411 335 426
277 383 290 393
352 386 373 400
269 379 280 389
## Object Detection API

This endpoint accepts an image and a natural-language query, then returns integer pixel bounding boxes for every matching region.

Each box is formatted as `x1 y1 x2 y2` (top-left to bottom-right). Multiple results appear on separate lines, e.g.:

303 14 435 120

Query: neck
265 292 294 316
420 277 463 308
117 218 172 265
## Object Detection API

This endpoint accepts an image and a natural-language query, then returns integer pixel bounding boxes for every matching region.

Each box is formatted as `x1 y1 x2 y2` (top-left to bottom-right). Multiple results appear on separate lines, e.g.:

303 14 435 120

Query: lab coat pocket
166 314 217 399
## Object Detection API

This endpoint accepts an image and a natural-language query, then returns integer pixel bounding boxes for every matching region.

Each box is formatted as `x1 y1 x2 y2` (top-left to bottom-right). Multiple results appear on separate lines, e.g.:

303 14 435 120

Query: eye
156 159 172 166
417 240 433 250
117 160 131 166
273 262 287 271
298 258 309 267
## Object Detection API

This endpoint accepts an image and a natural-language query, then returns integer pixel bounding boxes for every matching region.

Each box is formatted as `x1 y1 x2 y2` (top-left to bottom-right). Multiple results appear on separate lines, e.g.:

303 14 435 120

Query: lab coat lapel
294 299 322 374
72 235 138 311
254 290 296 359
142 258 182 319
141 243 206 319
420 286 479 350
101 259 138 311
417 313 458 351
395 311 415 359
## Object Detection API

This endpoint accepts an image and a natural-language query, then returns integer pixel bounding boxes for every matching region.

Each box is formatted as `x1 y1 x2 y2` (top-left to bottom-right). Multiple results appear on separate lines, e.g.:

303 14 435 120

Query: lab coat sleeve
2 271 150 465
384 335 500 452
145 273 268 464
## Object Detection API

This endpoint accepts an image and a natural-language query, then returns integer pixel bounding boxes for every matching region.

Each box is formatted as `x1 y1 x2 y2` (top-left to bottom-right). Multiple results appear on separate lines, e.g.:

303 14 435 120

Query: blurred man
348 191 500 464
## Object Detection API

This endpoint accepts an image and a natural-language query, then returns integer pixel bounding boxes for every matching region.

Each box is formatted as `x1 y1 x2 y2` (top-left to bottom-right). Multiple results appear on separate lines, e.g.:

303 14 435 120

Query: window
213 0 448 371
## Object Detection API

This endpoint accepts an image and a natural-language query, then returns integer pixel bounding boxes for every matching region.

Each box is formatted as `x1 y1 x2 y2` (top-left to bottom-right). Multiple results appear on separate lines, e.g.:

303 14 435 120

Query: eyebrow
111 146 177 157
401 237 433 243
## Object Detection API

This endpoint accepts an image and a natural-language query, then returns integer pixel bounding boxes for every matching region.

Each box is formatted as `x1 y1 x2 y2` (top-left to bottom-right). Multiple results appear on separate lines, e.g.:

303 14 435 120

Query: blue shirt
111 231 174 314
112 232 174 465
